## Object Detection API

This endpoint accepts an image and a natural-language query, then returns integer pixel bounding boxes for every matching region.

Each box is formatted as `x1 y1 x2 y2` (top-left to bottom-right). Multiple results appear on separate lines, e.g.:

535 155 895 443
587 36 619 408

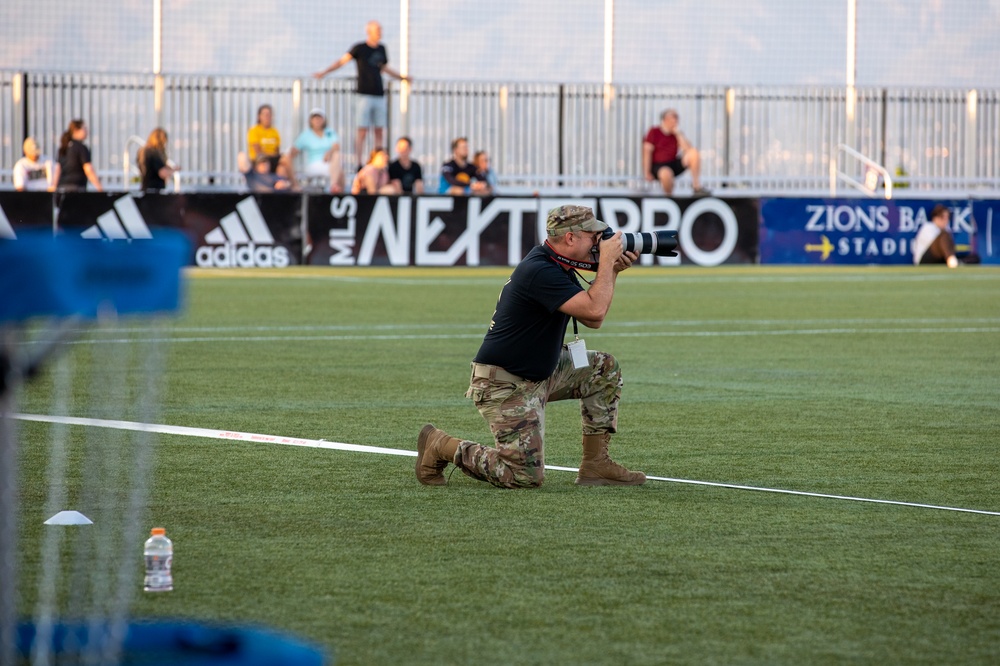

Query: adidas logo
0 204 15 239
81 195 152 240
195 197 290 268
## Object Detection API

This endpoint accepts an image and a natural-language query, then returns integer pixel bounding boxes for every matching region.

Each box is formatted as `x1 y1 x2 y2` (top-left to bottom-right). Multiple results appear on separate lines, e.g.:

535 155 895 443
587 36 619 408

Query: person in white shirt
13 137 56 191
912 204 958 268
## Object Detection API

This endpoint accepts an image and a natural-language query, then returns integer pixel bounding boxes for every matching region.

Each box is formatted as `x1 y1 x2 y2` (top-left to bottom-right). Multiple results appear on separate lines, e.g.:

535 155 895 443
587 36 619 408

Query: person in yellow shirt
247 104 293 182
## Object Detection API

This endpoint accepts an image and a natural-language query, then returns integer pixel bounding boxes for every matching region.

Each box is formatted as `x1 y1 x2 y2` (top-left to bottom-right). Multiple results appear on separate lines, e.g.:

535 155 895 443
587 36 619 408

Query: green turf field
14 265 1000 665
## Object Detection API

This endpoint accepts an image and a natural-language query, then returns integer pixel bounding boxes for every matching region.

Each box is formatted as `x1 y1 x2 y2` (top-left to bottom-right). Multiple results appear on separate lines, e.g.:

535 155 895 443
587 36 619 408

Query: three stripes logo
195 197 289 267
0 204 16 239
81 196 153 240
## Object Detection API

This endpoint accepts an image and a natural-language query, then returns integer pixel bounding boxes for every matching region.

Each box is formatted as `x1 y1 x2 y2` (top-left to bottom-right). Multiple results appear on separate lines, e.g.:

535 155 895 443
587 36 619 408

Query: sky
2 0 1000 87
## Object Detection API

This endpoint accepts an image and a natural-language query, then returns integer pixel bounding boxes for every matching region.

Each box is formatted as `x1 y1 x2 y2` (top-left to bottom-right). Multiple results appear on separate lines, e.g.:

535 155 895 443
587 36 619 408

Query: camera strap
540 242 591 362
541 241 598 272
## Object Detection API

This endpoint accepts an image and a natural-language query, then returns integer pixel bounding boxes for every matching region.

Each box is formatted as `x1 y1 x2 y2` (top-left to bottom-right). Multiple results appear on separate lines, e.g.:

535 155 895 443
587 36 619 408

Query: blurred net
0 231 187 665
1 1 998 87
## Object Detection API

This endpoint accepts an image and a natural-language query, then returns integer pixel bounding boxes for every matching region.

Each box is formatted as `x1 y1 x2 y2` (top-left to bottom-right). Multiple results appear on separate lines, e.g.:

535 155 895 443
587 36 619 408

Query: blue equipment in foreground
1 233 330 664
0 230 189 322
16 620 328 665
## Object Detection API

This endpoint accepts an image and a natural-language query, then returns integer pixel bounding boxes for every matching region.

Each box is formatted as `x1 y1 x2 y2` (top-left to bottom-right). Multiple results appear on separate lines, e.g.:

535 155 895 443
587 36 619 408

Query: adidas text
195 243 290 268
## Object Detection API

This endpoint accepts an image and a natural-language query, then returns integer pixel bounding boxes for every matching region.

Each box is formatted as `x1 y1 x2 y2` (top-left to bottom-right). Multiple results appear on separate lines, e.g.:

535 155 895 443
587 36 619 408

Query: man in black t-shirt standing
416 205 646 489
314 20 409 169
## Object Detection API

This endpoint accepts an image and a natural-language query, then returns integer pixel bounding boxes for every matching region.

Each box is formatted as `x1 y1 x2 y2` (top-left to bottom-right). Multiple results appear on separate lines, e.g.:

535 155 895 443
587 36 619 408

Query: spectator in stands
313 20 410 169
439 137 485 195
472 150 498 195
388 136 424 194
642 109 708 196
238 152 293 193
247 104 293 181
13 137 56 191
289 108 344 193
137 127 180 192
351 147 401 195
54 119 102 192
912 204 980 267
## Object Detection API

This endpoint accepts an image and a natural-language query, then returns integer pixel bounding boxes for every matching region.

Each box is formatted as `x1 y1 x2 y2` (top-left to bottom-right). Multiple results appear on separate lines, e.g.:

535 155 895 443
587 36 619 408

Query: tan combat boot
416 424 461 486
575 433 646 486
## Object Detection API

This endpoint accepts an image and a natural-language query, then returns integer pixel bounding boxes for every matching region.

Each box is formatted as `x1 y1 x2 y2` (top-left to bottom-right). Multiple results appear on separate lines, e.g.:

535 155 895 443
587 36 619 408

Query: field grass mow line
628 273 1000 284
186 269 1000 286
49 316 1000 335
14 412 1000 517
47 326 1000 345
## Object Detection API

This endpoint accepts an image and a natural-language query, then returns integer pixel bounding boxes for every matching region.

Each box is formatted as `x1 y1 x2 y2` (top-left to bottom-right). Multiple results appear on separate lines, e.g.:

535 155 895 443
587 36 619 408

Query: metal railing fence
1 70 998 195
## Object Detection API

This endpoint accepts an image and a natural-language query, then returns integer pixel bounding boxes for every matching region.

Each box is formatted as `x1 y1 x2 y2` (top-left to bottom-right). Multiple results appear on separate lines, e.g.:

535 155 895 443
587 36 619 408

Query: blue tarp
17 620 328 665
0 230 188 322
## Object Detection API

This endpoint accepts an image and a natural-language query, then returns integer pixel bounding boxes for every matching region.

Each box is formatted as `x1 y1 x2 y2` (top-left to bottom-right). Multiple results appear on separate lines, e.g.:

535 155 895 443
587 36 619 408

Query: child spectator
472 150 498 195
239 152 293 193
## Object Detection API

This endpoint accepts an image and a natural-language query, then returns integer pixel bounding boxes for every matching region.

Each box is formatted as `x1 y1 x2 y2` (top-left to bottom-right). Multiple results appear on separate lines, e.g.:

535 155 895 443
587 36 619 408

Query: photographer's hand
561 232 624 328
599 231 624 267
613 251 638 273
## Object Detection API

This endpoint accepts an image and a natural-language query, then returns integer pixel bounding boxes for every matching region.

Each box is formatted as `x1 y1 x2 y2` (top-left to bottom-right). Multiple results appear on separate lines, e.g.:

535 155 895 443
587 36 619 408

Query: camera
601 227 678 257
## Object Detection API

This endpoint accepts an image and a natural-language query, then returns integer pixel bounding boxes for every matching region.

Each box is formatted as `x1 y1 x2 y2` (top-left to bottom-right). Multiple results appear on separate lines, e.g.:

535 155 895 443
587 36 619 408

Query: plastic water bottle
143 527 173 592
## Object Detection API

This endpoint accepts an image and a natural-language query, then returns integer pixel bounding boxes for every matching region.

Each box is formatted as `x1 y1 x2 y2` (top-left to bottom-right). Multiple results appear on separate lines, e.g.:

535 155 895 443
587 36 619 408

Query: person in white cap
289 108 345 193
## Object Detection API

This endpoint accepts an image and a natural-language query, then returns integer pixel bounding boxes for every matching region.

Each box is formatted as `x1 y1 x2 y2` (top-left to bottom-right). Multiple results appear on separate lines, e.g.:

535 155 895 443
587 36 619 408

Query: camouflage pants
457 348 622 489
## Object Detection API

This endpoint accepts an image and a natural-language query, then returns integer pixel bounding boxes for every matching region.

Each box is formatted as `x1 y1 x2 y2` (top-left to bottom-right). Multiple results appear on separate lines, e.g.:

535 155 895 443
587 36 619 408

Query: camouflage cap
545 205 609 237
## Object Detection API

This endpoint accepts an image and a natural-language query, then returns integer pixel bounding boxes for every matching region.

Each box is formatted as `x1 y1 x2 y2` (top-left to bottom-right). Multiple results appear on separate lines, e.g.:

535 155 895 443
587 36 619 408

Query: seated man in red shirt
642 108 708 196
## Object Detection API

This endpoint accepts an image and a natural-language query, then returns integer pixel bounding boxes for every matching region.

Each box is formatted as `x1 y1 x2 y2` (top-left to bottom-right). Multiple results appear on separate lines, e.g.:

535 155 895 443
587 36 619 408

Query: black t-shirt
139 148 167 190
388 159 423 193
440 160 478 190
349 42 388 96
58 141 91 189
473 245 584 381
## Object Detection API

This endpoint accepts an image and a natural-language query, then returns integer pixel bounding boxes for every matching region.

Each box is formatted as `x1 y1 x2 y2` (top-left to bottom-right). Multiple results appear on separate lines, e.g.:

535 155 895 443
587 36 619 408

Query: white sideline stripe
13 413 412 458
13 413 1000 517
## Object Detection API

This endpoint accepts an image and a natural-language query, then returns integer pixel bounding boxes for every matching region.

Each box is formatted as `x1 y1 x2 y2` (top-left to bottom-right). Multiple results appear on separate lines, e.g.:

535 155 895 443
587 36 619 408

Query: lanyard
569 267 591 340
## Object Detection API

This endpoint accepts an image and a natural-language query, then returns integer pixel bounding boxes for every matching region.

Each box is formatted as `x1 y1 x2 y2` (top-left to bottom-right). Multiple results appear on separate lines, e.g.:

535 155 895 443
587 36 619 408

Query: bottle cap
151 527 166 536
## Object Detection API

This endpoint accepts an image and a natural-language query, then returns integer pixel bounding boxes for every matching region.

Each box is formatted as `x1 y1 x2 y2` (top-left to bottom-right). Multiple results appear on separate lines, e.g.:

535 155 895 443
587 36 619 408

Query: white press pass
567 338 588 369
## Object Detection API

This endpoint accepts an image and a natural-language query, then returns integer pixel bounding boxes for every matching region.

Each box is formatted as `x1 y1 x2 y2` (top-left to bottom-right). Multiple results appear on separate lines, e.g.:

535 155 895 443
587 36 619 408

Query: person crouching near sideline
416 205 646 489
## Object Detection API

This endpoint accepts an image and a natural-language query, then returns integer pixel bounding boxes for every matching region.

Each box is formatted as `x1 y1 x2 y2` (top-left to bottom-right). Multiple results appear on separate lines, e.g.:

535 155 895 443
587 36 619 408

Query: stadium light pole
399 0 410 136
153 0 164 128
845 0 857 150
603 0 614 109
966 89 978 182
603 0 615 182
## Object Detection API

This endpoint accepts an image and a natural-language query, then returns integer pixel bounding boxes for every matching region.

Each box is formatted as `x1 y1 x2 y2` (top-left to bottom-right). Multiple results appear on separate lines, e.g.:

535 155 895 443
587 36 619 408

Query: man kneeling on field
416 205 646 489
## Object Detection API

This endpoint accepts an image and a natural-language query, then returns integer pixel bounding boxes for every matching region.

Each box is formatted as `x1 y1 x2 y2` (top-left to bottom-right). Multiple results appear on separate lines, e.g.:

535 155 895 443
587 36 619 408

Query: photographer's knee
594 351 621 381
513 466 545 488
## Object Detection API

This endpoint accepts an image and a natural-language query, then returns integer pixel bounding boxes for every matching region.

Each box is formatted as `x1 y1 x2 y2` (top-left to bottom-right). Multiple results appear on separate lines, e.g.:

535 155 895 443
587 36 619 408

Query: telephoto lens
601 227 678 257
